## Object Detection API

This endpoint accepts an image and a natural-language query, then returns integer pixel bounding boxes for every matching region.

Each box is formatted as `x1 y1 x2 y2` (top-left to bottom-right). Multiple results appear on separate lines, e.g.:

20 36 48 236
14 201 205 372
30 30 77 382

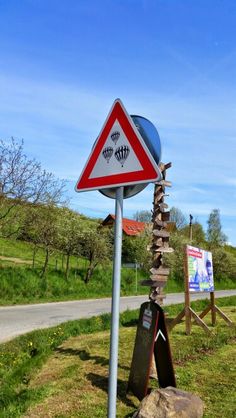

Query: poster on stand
186 245 214 292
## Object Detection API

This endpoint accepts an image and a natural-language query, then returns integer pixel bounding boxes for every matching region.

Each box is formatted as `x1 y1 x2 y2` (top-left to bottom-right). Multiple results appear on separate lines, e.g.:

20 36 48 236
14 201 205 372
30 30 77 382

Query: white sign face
142 308 152 330
89 120 143 179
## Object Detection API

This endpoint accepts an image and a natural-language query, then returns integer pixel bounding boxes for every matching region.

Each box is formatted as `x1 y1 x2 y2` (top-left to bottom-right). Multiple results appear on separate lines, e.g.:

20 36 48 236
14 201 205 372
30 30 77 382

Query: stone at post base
132 386 204 418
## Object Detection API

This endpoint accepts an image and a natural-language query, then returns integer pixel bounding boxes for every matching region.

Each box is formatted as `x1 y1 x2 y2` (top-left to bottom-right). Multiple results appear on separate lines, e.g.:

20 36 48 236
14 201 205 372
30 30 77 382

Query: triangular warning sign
75 99 162 192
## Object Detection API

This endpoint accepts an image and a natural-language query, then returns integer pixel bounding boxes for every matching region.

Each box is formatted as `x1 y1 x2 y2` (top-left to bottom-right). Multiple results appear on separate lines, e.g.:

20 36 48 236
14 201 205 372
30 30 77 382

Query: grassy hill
0 236 151 305
0 235 235 306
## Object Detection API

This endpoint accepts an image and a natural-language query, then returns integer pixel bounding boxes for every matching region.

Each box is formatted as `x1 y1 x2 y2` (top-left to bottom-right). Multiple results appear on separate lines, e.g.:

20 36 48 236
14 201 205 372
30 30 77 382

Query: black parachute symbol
114 145 130 167
110 131 120 145
102 146 113 163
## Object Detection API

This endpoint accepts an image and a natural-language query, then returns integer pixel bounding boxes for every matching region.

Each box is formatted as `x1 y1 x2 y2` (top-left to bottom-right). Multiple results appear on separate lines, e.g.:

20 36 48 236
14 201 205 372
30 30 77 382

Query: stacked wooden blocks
141 162 173 305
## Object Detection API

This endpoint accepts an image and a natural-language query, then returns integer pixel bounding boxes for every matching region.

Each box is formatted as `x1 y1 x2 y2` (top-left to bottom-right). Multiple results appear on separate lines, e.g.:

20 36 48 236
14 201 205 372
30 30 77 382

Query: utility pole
189 214 193 242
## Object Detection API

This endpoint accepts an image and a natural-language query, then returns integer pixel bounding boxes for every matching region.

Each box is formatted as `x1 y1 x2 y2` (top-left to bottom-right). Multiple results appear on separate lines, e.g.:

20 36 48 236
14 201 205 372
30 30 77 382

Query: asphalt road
0 289 235 343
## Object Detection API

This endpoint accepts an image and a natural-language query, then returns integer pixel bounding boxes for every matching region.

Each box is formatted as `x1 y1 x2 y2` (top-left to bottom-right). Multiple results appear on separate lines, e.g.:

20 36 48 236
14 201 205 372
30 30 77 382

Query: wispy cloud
0 72 235 182
0 72 235 244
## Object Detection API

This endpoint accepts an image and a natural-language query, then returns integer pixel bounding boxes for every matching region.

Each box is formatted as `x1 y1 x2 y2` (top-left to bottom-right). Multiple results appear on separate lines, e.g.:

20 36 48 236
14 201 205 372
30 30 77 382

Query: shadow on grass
86 372 137 411
56 347 130 370
121 318 138 327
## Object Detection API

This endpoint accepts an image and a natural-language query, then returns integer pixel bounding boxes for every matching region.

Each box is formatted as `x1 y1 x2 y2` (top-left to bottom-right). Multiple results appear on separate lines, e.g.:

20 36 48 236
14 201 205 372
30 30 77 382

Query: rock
132 386 204 418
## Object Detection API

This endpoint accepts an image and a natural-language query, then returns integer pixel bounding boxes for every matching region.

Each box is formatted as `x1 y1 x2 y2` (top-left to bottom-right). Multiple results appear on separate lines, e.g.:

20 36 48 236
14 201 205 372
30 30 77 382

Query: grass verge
0 236 235 305
0 263 235 306
0 296 235 417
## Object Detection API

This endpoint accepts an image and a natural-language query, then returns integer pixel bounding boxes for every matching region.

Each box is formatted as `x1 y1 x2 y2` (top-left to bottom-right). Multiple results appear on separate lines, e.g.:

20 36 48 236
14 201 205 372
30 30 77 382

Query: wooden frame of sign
127 301 176 401
169 246 233 335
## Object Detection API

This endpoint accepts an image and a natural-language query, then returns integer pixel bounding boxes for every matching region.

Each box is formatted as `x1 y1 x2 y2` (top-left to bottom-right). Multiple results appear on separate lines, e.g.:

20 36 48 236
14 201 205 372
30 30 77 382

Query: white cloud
0 72 235 244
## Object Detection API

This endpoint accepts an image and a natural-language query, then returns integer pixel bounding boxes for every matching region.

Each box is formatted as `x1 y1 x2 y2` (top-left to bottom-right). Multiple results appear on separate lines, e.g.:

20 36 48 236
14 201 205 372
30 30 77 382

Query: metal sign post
108 186 124 418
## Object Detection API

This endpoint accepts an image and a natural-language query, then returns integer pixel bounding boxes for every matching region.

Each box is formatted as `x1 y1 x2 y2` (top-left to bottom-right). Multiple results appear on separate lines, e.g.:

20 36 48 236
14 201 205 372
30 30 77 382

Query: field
0 297 235 417
0 237 235 305
0 235 182 305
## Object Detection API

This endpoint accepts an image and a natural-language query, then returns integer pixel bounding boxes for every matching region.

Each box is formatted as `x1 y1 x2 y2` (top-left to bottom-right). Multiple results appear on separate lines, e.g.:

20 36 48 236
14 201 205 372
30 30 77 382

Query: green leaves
207 209 227 248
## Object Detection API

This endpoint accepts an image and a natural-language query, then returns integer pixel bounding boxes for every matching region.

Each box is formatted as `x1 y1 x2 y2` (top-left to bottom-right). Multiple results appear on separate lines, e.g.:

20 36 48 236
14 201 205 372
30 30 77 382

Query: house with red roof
101 214 176 236
101 214 148 236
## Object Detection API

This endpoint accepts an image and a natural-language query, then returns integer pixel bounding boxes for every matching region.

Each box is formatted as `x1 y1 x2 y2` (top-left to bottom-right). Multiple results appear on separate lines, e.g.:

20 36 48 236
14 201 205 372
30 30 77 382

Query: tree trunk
84 261 98 284
84 265 92 284
75 257 79 279
41 247 49 278
65 253 70 280
32 244 37 269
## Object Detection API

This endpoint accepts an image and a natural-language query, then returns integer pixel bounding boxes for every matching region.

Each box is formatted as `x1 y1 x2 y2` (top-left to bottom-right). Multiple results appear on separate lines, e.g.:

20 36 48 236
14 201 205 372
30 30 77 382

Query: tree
181 221 206 246
169 207 187 229
211 247 236 281
0 138 66 236
207 209 227 248
18 204 43 268
57 208 95 280
81 227 112 284
164 231 189 282
133 210 152 223
25 204 59 278
122 229 152 272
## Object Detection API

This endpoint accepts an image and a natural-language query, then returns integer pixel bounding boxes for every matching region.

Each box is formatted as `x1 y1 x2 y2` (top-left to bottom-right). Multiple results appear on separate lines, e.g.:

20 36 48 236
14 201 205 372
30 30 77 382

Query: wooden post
189 308 212 335
139 162 173 380
210 291 216 326
184 248 191 335
140 162 172 305
213 305 234 326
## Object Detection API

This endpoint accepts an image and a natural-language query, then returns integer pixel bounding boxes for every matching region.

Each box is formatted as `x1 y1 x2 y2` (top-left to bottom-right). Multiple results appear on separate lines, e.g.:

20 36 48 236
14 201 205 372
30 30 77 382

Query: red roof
102 214 146 236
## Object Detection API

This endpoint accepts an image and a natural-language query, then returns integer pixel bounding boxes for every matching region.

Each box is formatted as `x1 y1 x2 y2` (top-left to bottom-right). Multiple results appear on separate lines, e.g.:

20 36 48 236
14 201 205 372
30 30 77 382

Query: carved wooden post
141 162 173 304
140 162 173 378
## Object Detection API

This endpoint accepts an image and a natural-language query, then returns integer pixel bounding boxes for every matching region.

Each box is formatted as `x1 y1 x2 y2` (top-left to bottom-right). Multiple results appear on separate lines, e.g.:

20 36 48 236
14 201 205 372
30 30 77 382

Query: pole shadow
56 347 130 371
86 372 137 410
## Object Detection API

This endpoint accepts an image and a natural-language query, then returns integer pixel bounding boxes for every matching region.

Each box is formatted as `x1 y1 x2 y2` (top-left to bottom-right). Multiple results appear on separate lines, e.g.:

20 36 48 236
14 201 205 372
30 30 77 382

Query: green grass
0 265 150 305
0 260 234 306
0 237 86 270
175 343 236 418
0 296 235 417
0 236 235 305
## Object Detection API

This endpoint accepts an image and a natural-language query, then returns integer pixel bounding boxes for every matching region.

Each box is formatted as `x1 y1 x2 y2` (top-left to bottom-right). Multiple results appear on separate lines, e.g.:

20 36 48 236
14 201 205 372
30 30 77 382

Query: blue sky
0 0 235 244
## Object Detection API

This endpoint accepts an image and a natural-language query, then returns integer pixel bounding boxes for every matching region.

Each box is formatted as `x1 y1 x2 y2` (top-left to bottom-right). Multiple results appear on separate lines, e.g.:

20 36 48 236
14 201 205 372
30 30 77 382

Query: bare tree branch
0 137 67 237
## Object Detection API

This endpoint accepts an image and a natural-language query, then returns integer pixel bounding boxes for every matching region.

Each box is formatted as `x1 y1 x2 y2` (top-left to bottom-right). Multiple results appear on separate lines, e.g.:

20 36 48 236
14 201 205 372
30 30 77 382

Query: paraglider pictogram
111 131 120 145
115 145 130 167
102 147 114 163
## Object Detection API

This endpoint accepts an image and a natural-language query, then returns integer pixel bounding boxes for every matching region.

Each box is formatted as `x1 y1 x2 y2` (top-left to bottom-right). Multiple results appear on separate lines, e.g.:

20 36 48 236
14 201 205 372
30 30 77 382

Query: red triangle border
76 100 161 191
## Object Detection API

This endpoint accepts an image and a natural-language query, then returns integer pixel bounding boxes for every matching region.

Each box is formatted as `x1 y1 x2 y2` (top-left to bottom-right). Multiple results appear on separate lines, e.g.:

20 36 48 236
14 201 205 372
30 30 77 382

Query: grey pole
189 214 193 242
108 186 124 418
